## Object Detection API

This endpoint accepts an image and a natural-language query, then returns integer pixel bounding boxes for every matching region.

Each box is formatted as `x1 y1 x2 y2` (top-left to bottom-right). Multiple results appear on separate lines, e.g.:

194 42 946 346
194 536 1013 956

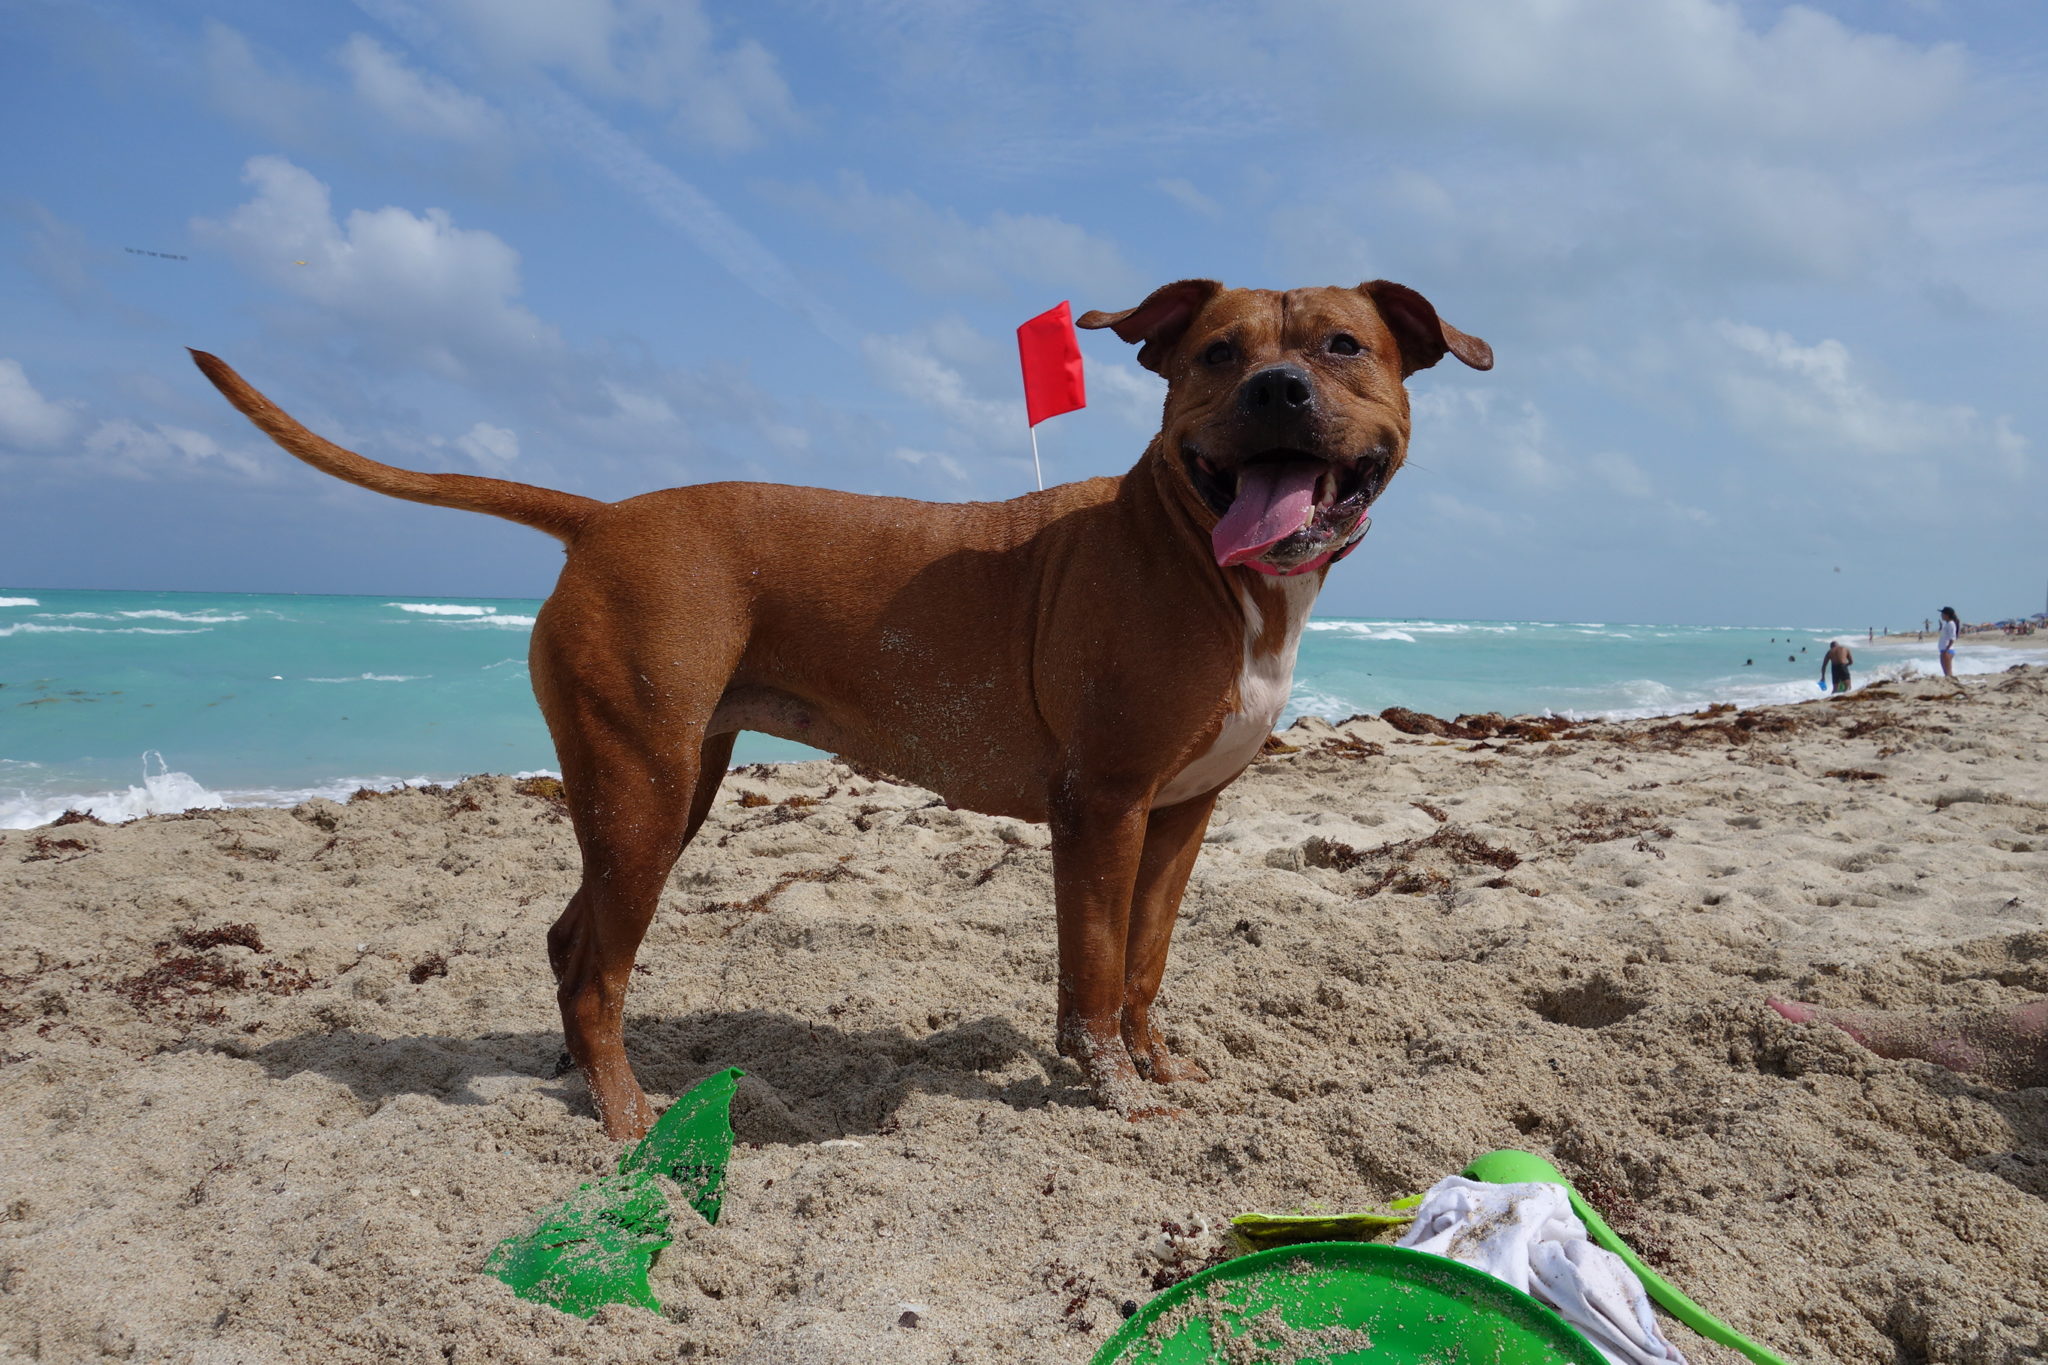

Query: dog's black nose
1239 364 1315 421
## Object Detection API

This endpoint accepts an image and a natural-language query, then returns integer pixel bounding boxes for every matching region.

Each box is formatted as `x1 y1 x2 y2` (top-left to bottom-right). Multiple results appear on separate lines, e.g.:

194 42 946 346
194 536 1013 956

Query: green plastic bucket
1092 1241 1605 1365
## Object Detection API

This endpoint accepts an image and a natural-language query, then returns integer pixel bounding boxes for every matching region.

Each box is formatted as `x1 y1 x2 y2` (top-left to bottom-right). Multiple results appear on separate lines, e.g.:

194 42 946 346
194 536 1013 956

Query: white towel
1395 1176 1689 1365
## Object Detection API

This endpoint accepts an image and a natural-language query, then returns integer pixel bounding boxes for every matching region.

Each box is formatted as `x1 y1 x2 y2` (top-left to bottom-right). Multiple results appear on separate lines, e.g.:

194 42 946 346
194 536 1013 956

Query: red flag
1017 301 1086 427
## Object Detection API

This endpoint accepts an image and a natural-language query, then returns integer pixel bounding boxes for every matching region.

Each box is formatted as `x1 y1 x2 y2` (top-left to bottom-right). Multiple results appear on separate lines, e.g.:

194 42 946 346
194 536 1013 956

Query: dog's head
1078 281 1490 576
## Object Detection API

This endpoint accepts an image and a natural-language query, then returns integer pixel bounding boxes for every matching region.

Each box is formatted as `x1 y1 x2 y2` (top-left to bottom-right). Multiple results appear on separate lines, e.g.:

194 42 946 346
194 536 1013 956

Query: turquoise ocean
6 588 2042 829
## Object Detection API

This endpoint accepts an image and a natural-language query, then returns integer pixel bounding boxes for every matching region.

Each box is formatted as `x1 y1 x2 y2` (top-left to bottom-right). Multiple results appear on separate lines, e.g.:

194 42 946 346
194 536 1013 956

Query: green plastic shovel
1462 1149 1792 1365
618 1065 746 1223
486 1067 745 1318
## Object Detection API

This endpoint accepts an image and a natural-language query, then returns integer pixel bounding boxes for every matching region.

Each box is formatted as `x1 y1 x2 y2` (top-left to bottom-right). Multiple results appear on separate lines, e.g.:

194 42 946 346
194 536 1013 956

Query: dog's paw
592 1085 658 1143
1144 1054 1211 1085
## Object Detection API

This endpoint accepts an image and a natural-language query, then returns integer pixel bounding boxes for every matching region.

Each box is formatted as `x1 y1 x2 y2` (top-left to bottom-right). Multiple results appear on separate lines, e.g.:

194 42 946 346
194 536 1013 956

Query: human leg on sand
1769 997 2048 1088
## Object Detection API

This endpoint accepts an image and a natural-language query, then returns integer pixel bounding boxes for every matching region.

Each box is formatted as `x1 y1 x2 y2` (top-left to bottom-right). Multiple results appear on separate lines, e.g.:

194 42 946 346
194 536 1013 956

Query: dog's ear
1358 281 1493 376
1077 279 1223 374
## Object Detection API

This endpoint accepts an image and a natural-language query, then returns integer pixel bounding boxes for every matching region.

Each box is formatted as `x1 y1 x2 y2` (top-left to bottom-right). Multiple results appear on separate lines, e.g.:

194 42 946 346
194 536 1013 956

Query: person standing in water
1823 640 1853 694
1937 606 1963 686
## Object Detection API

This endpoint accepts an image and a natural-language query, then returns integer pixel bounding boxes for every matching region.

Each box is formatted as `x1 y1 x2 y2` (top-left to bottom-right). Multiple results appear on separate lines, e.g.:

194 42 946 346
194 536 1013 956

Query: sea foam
306 673 428 683
388 603 536 628
36 610 245 624
0 752 223 830
0 622 211 636
0 752 461 830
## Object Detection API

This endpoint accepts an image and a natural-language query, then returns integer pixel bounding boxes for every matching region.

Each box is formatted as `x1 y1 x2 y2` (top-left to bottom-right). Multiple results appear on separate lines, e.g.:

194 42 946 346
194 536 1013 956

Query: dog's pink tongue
1211 462 1321 567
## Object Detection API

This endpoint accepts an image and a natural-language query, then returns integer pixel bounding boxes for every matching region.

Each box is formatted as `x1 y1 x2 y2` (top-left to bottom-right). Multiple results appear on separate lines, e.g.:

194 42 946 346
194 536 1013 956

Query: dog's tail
188 350 602 541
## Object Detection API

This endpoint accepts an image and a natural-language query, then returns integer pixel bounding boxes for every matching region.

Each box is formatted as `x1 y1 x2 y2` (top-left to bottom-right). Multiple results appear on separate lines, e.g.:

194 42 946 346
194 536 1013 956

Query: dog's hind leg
683 732 736 847
537 655 736 1140
547 725 736 1141
1121 789 1220 1085
544 740 693 1140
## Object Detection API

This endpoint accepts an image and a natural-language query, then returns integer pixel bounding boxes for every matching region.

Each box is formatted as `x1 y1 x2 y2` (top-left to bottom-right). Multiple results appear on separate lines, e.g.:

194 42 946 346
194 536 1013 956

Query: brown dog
191 279 1489 1139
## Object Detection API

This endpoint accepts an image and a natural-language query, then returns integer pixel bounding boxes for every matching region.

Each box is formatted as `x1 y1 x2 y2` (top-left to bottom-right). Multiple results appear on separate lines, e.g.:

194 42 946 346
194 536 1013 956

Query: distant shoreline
10 589 2048 829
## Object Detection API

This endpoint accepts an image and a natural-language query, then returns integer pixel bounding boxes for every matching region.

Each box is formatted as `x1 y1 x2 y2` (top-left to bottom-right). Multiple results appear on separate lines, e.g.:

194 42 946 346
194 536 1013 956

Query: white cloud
546 373 809 470
780 174 1142 302
1584 450 1715 525
432 0 798 152
1079 351 1164 434
596 381 678 432
858 317 1170 492
356 418 531 476
10 202 111 313
888 446 968 482
857 319 1054 490
1320 1 1967 151
862 322 1013 440
804 3 1287 179
1155 178 1220 218
1231 0 1980 322
337 34 505 145
199 22 325 141
1422 491 1511 535
79 420 272 481
1710 320 2027 474
193 156 560 378
181 159 821 495
0 360 289 489
0 360 83 449
1586 451 1653 501
452 422 519 465
1411 389 1560 490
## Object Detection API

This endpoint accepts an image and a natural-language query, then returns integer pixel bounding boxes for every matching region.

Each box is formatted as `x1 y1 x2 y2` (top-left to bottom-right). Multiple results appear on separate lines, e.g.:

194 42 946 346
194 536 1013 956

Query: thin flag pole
1029 426 1044 491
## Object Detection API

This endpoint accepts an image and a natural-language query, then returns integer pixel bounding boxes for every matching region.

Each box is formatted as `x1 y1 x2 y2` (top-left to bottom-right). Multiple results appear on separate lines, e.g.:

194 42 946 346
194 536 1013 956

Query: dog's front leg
1047 784 1162 1114
1122 789 1220 1084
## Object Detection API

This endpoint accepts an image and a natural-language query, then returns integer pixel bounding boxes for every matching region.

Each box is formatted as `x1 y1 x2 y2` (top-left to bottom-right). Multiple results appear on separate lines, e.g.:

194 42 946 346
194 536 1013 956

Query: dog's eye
1201 340 1234 367
1328 333 1361 356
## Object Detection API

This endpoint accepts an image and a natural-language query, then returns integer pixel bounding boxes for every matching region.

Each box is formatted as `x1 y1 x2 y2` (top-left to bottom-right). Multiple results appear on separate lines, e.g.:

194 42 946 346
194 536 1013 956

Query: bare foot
1769 997 2048 1087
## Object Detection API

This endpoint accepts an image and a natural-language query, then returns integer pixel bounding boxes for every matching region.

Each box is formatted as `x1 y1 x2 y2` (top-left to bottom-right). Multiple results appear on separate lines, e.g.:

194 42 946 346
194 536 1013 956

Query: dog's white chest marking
1153 574 1318 809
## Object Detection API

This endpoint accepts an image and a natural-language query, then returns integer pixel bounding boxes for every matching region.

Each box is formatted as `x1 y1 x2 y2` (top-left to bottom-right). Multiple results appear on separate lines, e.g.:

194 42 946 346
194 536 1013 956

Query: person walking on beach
1823 640 1853 694
1937 606 1963 687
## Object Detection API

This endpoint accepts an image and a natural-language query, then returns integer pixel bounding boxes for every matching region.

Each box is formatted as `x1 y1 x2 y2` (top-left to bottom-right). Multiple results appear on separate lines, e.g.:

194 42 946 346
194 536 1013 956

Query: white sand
3 668 2045 1363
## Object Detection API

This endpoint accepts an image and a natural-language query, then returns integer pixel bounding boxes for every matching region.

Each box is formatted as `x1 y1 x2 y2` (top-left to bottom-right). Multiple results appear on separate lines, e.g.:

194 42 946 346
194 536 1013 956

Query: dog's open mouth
1186 448 1377 573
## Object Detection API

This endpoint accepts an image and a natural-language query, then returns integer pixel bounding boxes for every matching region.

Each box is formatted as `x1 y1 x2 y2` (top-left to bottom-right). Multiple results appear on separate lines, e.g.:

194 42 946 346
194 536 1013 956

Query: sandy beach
4 666 2045 1363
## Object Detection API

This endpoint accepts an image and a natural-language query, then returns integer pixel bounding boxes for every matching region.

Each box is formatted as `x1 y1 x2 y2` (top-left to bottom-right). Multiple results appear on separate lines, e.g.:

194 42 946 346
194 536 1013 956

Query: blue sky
4 0 2044 626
